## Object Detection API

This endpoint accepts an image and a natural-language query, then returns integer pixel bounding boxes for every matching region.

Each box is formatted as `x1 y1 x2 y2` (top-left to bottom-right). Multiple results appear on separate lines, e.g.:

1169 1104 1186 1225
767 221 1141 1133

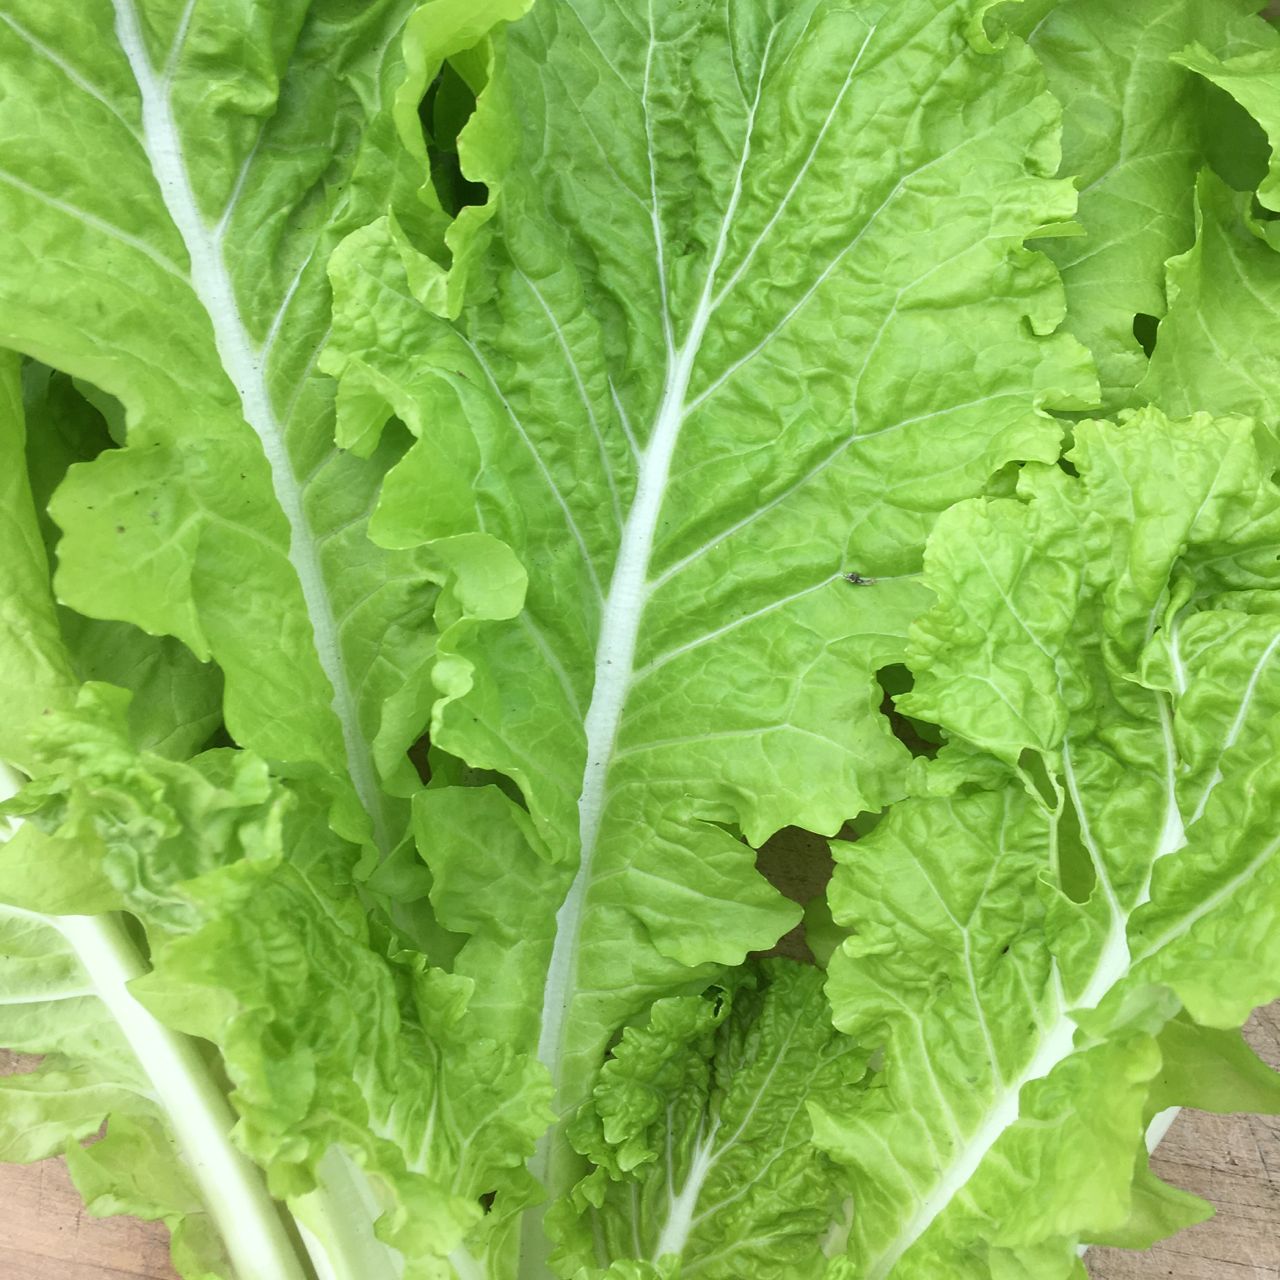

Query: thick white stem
1 761 306 1280
58 914 311 1280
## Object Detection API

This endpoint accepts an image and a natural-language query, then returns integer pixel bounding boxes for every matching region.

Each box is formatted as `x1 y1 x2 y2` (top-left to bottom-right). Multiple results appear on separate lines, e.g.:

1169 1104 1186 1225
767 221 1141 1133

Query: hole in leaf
754 826 834 965
877 664 943 759
1201 78 1270 194
421 62 489 217
408 733 432 785
983 458 1022 499
204 724 238 750
410 737 526 807
1018 748 1058 812
1132 312 1160 359
1021 748 1096 905
1056 777 1097 904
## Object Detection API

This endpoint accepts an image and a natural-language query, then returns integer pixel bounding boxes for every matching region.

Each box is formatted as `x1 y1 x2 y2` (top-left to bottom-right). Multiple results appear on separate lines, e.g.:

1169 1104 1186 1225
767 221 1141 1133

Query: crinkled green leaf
2 350 305 1276
414 784 558 1050
143 884 553 1274
8 691 551 1278
324 5 1095 1240
0 0 444 846
0 911 246 1280
1142 169 1280 419
1017 0 1275 408
1176 39 1280 213
820 408 1280 1277
0 753 306 1280
551 962 866 1280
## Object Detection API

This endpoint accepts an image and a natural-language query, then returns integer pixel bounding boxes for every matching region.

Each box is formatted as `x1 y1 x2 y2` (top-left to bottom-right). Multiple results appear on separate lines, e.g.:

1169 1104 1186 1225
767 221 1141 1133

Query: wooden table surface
0 1047 178 1280
2 1005 1278 1279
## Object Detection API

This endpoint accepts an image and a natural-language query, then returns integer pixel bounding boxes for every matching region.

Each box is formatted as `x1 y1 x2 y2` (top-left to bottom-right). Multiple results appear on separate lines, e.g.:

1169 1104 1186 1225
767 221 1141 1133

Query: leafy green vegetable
0 756 309 1280
0 0 443 847
1176 38 1280 214
2 1 1280 1278
822 407 1280 1277
1142 170 1280 418
1016 0 1276 408
325 5 1093 1250
552 961 867 1280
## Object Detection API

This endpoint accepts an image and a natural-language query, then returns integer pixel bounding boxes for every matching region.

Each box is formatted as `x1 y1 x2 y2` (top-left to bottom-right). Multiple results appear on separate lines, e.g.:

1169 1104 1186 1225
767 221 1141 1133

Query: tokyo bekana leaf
0 0 460 849
324 3 1096 1245
1012 0 1277 409
821 407 1280 1278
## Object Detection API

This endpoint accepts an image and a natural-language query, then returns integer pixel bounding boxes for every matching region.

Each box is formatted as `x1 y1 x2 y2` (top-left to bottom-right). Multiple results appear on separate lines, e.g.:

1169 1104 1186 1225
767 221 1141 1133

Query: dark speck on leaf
843 571 876 585
115 525 125 533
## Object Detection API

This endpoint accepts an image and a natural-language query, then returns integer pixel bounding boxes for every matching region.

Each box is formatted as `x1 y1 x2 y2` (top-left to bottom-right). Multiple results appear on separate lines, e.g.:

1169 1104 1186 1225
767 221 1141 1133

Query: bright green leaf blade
821 408 1280 1277
325 3 1097 1230
1141 169 1280 419
0 0 443 847
414 784 559 1050
1022 0 1275 409
10 694 552 1277
0 760 310 1280
552 962 866 1280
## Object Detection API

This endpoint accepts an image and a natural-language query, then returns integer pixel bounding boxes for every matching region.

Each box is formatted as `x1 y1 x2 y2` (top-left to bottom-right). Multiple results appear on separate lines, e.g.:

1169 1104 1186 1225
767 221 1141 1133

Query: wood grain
2 1009 1278 1279
0 1049 178 1280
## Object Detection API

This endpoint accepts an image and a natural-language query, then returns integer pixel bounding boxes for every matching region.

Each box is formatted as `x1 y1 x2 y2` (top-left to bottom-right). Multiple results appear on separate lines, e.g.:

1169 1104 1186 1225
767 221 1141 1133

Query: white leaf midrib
0 765 307 1280
650 999 812 1263
532 23 775 1118
59 913 312 1280
111 0 385 848
520 34 777 1274
865 663 1253 1277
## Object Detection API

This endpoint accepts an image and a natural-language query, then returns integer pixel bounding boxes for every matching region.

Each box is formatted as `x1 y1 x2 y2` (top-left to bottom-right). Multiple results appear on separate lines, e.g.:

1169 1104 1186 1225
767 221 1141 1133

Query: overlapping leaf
0 748 313 1280
6 3 1280 1279
1141 170 1280 420
6 686 552 1280
0 0 453 847
1177 37 1280 215
550 962 866 1280
1007 0 1276 409
819 408 1280 1278
324 5 1096 1239
2 312 547 1279
18 361 223 760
